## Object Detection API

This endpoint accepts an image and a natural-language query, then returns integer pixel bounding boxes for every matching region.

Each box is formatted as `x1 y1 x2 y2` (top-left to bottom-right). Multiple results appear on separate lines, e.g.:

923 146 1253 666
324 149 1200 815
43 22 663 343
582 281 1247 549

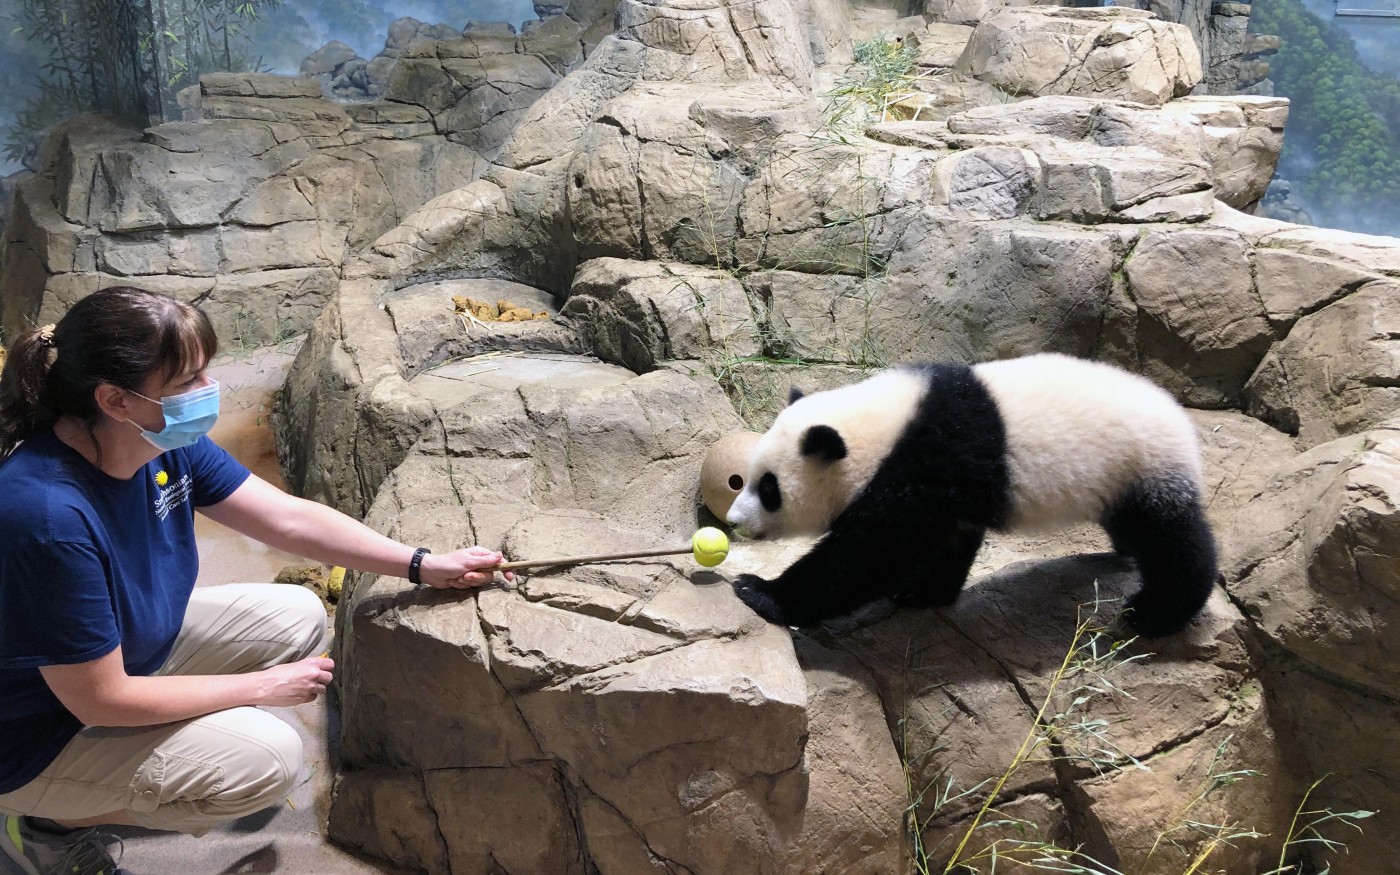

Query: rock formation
4 0 1400 871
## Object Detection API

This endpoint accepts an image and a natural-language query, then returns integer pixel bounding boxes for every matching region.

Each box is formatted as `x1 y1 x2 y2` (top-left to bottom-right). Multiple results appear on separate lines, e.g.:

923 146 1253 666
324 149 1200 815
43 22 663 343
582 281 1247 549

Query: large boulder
1245 281 1400 447
958 7 1202 106
1226 420 1400 866
561 257 760 371
1162 95 1287 209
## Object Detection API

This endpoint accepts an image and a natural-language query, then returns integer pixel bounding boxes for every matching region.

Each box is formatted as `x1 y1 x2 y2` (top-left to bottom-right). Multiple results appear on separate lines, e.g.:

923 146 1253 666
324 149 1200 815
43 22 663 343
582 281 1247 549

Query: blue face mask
128 380 221 452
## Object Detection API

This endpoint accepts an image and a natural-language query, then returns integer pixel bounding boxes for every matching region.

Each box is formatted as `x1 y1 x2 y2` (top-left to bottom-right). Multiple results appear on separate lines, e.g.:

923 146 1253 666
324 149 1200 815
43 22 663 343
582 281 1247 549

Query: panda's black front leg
889 522 985 609
732 516 945 627
731 573 806 627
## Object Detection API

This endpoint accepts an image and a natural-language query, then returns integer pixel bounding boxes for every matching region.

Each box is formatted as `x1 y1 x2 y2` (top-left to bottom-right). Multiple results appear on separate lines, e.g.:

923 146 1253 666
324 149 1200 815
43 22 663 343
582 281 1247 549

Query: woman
0 287 508 875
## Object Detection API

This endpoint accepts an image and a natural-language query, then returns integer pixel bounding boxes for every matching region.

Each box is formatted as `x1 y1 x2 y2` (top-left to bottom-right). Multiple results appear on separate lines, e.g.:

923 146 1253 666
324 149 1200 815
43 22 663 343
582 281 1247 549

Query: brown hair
0 286 219 461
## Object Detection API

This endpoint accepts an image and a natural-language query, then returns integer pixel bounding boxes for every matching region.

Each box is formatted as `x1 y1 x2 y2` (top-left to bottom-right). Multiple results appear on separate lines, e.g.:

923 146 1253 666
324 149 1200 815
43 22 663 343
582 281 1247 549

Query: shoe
0 815 123 875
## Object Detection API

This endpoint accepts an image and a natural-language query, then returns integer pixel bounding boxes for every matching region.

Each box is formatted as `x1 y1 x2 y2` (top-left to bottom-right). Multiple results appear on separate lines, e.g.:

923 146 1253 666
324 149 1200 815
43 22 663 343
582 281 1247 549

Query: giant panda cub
725 353 1217 638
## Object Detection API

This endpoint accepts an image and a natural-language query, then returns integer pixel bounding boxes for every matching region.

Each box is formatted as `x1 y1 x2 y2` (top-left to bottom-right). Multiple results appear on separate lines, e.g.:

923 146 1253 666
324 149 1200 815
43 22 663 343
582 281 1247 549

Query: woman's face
126 360 212 430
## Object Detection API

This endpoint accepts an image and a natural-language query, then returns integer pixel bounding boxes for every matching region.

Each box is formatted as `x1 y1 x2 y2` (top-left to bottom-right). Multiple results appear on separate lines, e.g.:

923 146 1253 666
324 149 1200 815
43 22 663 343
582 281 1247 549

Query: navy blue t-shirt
0 430 250 794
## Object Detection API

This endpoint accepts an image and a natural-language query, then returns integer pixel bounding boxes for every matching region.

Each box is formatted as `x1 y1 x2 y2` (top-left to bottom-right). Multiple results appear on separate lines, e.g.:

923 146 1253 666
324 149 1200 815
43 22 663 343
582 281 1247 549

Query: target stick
492 528 730 571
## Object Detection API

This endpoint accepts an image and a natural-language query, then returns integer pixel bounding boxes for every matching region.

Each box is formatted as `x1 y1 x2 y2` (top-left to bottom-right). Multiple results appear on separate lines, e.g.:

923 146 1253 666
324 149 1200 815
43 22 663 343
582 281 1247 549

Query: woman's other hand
256 656 335 706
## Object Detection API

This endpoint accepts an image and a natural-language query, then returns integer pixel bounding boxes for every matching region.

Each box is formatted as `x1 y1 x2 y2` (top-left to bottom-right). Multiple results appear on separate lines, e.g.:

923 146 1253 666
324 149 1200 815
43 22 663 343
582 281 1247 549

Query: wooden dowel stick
494 545 692 571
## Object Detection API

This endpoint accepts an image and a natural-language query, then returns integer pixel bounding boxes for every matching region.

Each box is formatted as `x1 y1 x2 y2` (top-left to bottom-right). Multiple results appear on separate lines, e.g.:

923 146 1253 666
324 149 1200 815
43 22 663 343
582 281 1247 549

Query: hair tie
37 324 56 349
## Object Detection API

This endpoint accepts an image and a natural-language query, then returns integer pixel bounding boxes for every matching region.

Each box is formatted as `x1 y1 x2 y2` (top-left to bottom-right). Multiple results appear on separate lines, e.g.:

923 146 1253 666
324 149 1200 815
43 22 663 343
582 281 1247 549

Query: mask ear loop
121 388 166 440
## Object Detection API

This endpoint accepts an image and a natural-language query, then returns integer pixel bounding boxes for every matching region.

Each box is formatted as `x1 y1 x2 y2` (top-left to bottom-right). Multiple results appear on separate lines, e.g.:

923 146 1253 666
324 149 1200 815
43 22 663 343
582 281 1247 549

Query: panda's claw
732 573 791 626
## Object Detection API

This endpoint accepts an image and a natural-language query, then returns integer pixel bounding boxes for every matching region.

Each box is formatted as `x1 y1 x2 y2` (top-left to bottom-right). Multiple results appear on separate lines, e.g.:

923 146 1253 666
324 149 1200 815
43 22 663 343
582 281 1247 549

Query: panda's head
724 369 927 539
726 386 853 539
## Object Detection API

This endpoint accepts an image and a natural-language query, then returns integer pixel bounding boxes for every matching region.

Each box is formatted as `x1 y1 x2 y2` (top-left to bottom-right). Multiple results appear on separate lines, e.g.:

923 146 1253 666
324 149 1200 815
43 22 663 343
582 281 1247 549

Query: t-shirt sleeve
0 539 119 669
183 436 251 507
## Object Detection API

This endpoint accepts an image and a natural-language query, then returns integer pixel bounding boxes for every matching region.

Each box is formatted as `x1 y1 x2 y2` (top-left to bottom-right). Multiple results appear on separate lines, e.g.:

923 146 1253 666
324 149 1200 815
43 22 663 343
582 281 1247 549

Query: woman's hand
419 546 513 589
255 656 335 706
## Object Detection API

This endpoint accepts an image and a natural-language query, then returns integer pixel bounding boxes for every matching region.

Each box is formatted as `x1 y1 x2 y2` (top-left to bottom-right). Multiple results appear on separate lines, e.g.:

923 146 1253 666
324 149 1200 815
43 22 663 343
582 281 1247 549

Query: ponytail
0 324 59 461
0 287 218 463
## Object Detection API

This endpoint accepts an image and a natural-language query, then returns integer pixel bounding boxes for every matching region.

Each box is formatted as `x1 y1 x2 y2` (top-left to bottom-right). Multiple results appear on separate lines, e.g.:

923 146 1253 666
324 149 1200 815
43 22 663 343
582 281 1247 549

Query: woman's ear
93 383 135 421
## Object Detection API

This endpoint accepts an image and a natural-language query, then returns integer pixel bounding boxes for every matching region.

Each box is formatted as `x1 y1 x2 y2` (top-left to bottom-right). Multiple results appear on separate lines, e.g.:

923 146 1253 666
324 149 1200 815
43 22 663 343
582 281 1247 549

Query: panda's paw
732 574 791 626
1122 593 1193 639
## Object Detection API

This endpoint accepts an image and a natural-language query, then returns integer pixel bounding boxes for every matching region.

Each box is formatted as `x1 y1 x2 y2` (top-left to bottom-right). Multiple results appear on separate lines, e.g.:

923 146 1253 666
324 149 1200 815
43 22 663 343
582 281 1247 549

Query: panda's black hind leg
1100 475 1218 638
894 523 985 608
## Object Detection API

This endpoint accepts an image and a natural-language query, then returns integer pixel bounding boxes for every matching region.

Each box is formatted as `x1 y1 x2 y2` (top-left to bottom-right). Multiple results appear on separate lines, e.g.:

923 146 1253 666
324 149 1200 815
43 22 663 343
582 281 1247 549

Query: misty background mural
1252 0 1400 236
0 0 1398 238
0 0 535 174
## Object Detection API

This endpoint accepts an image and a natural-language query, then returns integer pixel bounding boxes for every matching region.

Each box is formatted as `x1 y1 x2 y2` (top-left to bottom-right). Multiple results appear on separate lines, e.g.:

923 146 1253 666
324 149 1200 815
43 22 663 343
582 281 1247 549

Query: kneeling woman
0 287 508 875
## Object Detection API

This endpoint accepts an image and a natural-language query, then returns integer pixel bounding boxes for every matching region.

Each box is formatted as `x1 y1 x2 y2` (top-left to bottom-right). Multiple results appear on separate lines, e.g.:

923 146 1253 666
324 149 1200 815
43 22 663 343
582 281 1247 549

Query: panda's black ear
801 425 847 463
788 386 805 405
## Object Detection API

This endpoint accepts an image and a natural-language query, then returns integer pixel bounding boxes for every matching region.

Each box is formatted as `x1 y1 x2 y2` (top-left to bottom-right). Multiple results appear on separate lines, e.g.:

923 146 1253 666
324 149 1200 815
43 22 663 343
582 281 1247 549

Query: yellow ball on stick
492 528 732 571
691 526 730 567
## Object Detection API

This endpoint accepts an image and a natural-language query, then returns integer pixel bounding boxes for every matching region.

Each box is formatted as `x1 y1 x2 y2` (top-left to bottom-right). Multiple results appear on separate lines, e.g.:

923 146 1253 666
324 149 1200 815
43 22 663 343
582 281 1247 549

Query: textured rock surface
1226 420 1400 868
0 87 485 345
957 8 1202 106
256 1 1400 857
9 0 1400 869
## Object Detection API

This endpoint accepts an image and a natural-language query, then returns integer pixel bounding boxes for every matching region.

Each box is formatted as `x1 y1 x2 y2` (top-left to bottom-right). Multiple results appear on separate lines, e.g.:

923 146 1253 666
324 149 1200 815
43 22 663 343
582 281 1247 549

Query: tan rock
788 638 908 873
1244 282 1400 445
200 72 324 98
562 257 759 371
1253 247 1382 328
959 7 1202 106
424 765 587 874
1079 696 1291 874
1124 228 1271 406
924 0 1047 26
1164 96 1288 208
328 768 449 873
1227 419 1400 695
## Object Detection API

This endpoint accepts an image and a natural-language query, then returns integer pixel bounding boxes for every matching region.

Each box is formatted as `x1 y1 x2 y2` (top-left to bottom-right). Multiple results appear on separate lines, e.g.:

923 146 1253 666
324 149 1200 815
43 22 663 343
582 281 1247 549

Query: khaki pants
0 583 327 836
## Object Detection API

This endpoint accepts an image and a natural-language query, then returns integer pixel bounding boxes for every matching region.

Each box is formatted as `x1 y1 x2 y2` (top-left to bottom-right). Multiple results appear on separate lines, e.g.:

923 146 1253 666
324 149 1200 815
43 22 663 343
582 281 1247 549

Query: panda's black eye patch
758 471 782 513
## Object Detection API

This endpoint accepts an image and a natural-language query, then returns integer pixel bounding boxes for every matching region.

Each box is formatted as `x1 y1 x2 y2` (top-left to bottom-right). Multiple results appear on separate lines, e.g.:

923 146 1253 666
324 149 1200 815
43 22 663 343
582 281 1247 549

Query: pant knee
283 585 330 659
202 710 304 818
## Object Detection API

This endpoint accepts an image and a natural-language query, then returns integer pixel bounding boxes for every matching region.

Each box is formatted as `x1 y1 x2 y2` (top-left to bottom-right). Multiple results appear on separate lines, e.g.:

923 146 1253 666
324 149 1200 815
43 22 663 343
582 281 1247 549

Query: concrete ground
111 345 414 875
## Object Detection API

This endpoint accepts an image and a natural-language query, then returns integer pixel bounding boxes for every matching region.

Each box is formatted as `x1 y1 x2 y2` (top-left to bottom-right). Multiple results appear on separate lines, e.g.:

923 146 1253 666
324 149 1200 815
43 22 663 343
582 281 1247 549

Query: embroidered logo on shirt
153 474 194 521
155 470 169 487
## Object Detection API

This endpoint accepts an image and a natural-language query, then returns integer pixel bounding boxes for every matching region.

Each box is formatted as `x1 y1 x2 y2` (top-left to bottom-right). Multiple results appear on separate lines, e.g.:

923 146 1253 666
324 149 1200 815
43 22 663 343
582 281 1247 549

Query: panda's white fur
725 353 1218 638
975 354 1202 532
728 354 1202 538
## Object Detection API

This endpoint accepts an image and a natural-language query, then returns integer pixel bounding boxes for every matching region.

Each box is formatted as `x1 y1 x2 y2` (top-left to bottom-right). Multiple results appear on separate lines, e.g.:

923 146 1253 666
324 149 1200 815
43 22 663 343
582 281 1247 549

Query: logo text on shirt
154 474 193 521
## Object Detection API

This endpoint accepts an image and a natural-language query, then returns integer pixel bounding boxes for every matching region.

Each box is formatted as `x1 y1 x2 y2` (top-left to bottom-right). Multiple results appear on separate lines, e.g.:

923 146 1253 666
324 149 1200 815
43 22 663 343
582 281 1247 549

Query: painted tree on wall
1251 0 1400 235
1 0 281 165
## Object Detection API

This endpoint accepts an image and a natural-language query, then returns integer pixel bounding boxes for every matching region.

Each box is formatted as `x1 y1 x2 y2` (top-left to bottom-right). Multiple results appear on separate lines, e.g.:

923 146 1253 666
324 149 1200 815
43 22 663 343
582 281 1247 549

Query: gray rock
300 41 359 78
463 20 518 35
385 17 461 57
931 146 1036 219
